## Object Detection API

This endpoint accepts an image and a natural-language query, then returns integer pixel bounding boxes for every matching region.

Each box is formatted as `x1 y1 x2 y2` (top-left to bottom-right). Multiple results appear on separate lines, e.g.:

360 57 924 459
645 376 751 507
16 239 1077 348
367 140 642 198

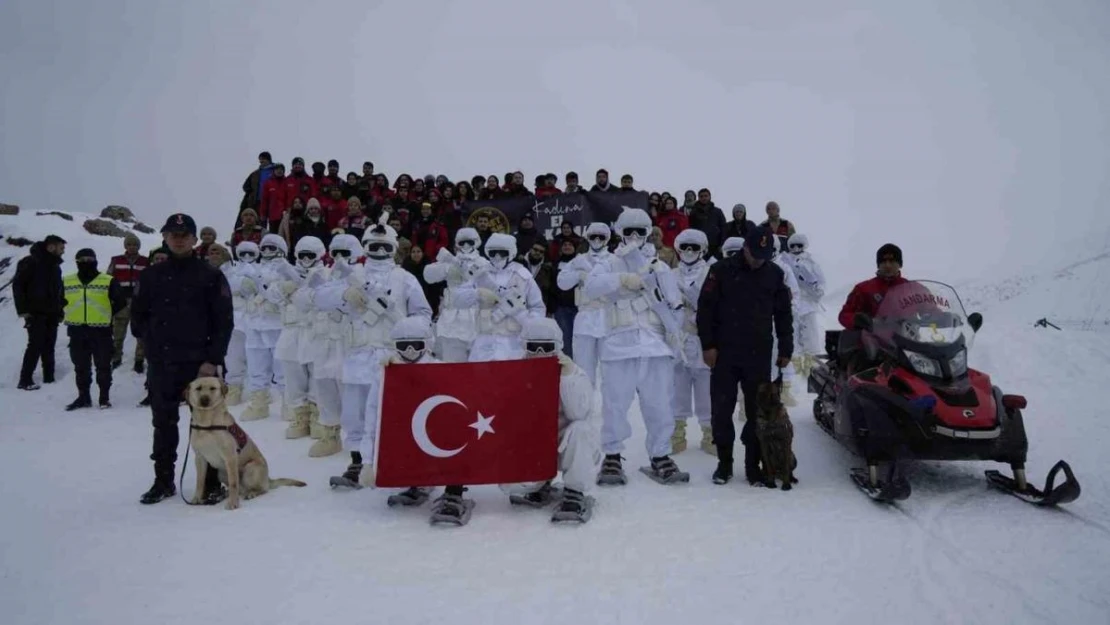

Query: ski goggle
722 249 740 258
457 240 477 252
364 242 395 254
587 234 609 243
296 251 318 261
678 243 703 253
621 227 648 238
238 251 258 260
260 245 280 253
789 243 805 251
394 340 426 353
76 256 97 264
524 341 557 355
487 249 511 259
330 249 352 258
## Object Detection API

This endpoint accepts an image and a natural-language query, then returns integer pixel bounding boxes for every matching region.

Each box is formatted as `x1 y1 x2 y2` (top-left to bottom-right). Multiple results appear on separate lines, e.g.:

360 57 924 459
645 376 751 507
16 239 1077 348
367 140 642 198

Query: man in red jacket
261 163 296 232
109 234 150 372
838 243 907 329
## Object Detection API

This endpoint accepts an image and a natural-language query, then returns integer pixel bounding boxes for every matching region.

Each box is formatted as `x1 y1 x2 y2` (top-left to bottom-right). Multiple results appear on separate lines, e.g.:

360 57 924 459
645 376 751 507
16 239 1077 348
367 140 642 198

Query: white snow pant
225 330 247 387
572 335 602 387
673 361 711 426
600 356 675 457
246 329 284 394
468 335 523 362
438 337 471 363
771 335 796 383
341 382 371 452
313 376 342 427
282 360 316 408
500 417 602 495
798 310 821 357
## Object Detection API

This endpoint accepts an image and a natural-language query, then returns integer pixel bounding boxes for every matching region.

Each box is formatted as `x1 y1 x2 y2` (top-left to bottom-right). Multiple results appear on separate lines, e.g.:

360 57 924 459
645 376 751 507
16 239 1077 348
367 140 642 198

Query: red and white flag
373 357 561 487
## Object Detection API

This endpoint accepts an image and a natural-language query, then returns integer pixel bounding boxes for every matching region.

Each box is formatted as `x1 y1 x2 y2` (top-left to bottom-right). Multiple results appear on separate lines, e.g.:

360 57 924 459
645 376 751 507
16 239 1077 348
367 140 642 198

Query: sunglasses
622 227 648 237
524 341 556 354
587 234 608 242
395 340 426 353
678 243 702 253
364 242 394 254
487 249 511 259
296 252 318 261
331 249 352 258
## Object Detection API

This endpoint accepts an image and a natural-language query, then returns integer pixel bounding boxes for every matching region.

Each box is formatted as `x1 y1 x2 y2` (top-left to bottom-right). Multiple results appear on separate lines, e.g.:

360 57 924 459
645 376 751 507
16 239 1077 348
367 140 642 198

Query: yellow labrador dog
185 377 306 509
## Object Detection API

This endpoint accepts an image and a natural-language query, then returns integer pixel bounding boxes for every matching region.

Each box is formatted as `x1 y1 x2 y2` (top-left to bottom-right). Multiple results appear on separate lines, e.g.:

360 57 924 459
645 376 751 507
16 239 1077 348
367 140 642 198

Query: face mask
456 241 478 256
238 252 258 263
587 235 608 251
260 245 282 260
620 226 648 249
488 249 510 270
678 248 702 265
395 340 426 363
296 251 319 269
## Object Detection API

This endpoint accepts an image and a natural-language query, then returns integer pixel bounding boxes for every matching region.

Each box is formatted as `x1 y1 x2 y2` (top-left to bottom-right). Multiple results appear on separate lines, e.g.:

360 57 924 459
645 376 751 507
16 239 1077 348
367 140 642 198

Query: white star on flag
468 411 495 439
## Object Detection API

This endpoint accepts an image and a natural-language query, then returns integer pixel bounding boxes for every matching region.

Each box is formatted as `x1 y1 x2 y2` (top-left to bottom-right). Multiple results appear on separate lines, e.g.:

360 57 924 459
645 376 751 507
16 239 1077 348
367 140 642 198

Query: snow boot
712 461 733 485
225 384 243 407
551 488 594 523
670 420 687 454
329 453 363 489
640 456 691 485
281 402 294 422
509 481 561 508
239 390 270 421
308 403 322 439
388 487 433 507
430 488 475 526
284 405 311 439
309 424 342 458
596 454 628 486
700 424 717 456
782 381 798 407
66 394 93 411
139 480 176 505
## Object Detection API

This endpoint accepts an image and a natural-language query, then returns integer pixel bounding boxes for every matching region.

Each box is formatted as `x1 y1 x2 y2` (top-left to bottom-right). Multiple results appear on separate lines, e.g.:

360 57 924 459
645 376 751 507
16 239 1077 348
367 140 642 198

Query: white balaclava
520 316 563 357
454 227 480 257
721 237 745 258
294 236 325 269
485 233 517 271
674 228 708 266
615 208 652 250
259 233 288 262
235 241 260 263
390 315 434 363
584 222 611 252
329 234 362 265
770 235 782 260
361 224 399 268
788 232 809 255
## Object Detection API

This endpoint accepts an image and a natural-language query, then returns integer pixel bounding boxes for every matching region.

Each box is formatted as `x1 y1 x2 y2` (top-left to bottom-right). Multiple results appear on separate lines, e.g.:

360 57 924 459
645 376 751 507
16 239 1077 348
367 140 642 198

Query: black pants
68 327 113 399
710 358 769 471
148 360 218 490
19 317 58 385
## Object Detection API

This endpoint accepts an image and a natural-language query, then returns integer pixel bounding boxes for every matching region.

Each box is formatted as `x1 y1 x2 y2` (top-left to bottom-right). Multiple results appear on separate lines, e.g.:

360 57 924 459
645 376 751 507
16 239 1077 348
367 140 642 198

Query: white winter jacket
583 245 680 362
556 250 611 338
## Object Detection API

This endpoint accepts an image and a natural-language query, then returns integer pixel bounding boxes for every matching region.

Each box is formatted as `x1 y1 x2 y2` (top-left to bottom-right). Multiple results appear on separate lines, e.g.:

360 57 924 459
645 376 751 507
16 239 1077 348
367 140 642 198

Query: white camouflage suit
771 237 802 404
555 221 612 387
784 233 826 377
240 233 290 420
671 229 715 454
422 228 482 363
314 225 431 466
584 209 685 460
222 241 258 404
463 233 545 362
274 236 326 440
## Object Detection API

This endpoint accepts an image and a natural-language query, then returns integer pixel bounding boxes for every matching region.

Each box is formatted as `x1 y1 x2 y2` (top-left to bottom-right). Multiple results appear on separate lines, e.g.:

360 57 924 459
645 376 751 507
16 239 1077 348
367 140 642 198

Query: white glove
467 258 492 280
620 273 644 291
333 261 354 278
279 281 297 296
436 248 457 264
240 277 258 295
478 288 499 307
291 289 314 313
343 286 369 310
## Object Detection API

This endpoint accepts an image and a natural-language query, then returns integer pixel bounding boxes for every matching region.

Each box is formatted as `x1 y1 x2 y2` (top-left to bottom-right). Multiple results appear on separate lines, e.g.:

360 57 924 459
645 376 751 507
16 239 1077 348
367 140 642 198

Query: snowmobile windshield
872 281 976 379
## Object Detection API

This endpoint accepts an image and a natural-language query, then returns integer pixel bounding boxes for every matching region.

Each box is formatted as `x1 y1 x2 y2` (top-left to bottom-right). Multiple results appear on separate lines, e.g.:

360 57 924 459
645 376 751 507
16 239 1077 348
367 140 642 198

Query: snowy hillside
1 210 1108 625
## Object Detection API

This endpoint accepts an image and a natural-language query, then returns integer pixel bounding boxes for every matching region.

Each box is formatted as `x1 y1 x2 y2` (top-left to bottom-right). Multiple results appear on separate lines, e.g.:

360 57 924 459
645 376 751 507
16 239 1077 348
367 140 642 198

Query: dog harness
190 422 249 453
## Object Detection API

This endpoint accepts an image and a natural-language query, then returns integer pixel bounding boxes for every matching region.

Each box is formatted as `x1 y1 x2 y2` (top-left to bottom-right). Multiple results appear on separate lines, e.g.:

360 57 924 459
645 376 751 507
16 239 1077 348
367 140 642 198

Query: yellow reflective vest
63 273 113 327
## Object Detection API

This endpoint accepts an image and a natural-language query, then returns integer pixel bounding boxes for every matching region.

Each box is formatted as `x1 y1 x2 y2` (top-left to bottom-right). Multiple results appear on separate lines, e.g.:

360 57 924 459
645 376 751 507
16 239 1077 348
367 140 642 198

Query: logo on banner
410 394 496 458
465 206 511 233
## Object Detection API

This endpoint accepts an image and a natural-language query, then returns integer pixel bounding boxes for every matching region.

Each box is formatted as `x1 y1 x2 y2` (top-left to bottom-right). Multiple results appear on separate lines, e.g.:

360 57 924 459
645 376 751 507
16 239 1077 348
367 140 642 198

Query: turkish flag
373 357 561 487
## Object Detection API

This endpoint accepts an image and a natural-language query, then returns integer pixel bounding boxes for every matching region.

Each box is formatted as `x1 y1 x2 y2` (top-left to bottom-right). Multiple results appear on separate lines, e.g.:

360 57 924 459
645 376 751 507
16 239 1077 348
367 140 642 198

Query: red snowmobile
807 280 1081 506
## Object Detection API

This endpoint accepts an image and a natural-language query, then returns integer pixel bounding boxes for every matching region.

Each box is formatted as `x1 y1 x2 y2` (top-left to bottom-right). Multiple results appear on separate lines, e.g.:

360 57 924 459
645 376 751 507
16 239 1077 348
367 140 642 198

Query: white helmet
584 222 611 251
520 317 562 356
361 224 399 263
259 233 288 261
294 236 325 269
721 236 745 258
788 232 808 254
235 240 260 263
615 209 652 249
455 227 480 256
674 228 708 265
328 234 362 265
390 316 434 363
485 233 517 270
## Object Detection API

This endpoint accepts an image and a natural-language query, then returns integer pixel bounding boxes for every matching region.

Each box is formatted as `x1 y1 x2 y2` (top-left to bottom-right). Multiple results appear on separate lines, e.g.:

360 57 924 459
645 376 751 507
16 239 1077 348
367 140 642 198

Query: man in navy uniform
132 213 235 505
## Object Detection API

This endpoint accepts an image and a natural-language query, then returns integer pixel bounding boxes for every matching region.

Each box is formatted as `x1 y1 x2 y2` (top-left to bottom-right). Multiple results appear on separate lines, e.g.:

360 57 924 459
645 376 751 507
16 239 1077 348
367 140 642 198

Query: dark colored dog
755 379 798 490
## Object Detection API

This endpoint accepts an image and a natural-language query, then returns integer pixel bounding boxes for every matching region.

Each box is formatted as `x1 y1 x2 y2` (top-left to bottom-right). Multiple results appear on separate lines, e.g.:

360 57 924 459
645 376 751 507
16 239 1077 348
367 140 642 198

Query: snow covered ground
2 212 1109 625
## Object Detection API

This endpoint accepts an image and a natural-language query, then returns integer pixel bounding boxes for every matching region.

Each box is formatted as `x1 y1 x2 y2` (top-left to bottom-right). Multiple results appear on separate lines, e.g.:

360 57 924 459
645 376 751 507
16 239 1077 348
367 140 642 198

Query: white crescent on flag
411 395 468 458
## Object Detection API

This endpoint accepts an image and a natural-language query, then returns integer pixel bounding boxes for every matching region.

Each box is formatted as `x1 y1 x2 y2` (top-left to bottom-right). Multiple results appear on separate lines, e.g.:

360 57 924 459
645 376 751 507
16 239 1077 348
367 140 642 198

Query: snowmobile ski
639 465 691 485
850 467 910 503
429 495 475 526
985 460 1081 507
387 487 433 507
509 483 562 508
551 494 595 524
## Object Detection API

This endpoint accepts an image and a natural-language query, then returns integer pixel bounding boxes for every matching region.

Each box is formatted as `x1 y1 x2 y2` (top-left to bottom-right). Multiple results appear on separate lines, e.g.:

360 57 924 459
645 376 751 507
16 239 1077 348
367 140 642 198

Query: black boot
138 394 151 407
98 388 111 409
201 467 227 505
133 359 145 374
712 460 733 485
743 442 765 486
140 479 176 504
66 393 93 411
17 381 40 391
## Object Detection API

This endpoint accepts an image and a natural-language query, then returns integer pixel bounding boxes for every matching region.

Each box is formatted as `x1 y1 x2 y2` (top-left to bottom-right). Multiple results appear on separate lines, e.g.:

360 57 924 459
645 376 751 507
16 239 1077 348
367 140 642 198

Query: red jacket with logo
109 253 150 298
262 175 298 222
288 173 318 204
838 274 909 328
654 210 689 249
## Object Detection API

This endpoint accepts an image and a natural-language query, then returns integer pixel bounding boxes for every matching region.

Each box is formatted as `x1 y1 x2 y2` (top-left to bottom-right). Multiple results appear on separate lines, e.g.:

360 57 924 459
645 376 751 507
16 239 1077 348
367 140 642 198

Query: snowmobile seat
825 330 842 362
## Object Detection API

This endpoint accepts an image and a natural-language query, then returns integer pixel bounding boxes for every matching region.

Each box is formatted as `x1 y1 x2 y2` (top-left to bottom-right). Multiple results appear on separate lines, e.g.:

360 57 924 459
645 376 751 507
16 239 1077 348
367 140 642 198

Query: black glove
852 312 872 331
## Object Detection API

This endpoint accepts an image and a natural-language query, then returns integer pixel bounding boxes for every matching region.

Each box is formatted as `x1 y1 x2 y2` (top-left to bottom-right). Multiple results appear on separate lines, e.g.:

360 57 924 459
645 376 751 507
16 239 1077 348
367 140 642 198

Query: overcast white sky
2 0 1108 289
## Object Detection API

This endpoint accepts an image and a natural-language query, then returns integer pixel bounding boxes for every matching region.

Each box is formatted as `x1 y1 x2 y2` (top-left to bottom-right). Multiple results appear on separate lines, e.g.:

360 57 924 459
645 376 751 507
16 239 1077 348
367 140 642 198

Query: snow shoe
640 456 690 485
309 424 342 457
551 489 594 524
670 420 687 454
596 454 628 486
700 424 717 456
985 460 1081 507
850 466 911 503
329 461 364 490
65 395 93 411
712 461 733 485
429 493 475 526
509 482 562 508
139 480 176 505
387 487 434 507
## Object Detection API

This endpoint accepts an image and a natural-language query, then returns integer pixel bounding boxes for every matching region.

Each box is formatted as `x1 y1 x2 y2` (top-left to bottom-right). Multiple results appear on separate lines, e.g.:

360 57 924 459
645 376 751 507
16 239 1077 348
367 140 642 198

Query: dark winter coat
724 218 757 241
240 164 275 210
687 202 728 259
520 259 557 314
12 242 65 321
130 253 234 365
697 253 793 373
403 257 443 316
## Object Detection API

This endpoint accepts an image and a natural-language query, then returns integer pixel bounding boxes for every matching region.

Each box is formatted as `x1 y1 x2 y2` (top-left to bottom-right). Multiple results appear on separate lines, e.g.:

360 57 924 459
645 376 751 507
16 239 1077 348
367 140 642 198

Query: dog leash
178 366 229 507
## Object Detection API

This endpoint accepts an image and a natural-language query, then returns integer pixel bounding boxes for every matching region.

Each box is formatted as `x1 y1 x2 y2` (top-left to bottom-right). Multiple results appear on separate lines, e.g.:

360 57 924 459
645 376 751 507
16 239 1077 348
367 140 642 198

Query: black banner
461 190 649 240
